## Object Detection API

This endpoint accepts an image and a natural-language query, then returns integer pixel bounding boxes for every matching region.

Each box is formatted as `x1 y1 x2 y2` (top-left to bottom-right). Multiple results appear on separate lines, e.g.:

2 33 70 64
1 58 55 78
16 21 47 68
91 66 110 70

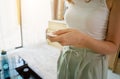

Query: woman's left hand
47 28 87 46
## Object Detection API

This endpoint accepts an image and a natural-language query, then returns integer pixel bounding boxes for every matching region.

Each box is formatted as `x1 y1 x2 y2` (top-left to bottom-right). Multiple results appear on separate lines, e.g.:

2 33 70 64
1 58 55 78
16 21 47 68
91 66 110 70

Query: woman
48 0 120 79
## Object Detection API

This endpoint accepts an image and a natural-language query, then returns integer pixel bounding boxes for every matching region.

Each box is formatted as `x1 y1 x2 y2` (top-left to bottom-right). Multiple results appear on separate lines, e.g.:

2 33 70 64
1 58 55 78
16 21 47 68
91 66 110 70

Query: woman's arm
104 0 120 54
48 0 120 55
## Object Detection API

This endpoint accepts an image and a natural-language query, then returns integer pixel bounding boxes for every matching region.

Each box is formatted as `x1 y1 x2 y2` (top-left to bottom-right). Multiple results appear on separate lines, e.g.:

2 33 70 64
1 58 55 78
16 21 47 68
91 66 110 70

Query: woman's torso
64 0 109 40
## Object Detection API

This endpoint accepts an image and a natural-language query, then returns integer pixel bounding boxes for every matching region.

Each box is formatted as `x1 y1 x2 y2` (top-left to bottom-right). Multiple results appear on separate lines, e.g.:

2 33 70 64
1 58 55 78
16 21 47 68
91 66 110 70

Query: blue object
1 50 11 79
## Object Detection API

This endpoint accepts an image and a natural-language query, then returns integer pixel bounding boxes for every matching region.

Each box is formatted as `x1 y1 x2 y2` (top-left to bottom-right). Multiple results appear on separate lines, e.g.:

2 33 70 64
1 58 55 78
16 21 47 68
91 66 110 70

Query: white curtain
0 0 21 51
21 0 51 46
0 0 52 50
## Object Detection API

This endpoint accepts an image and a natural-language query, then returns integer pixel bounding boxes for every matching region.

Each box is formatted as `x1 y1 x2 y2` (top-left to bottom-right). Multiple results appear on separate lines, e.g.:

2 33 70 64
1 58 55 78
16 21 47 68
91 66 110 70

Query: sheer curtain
20 0 51 46
0 0 21 51
0 0 52 50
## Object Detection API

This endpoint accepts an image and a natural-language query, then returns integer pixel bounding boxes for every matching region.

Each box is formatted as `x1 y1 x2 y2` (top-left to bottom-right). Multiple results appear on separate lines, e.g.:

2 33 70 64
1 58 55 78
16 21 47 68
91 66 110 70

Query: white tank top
64 0 109 40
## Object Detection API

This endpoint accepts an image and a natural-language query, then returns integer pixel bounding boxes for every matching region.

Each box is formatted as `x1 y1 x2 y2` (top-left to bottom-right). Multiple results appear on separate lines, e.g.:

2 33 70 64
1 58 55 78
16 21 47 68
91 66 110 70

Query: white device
47 32 57 37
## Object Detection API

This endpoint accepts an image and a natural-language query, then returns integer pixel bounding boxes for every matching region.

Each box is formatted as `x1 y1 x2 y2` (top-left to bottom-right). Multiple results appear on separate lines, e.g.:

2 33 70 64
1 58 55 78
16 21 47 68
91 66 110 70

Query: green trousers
57 46 108 79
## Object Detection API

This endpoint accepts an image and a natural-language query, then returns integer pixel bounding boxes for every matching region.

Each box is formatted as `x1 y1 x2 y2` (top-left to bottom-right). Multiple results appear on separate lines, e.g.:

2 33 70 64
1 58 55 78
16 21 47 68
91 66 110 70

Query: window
0 0 21 51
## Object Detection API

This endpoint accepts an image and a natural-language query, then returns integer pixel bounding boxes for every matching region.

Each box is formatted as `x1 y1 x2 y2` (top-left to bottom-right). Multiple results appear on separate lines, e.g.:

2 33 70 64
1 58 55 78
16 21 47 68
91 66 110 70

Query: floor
9 42 120 79
108 70 120 79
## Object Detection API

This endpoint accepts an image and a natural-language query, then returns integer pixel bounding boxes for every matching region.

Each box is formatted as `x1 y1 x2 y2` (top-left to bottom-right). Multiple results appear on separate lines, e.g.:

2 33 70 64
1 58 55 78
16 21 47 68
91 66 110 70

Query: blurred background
0 0 51 50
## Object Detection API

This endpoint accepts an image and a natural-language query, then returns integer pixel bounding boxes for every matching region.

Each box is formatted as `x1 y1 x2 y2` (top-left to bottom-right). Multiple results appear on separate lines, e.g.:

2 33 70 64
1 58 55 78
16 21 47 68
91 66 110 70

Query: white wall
21 0 51 46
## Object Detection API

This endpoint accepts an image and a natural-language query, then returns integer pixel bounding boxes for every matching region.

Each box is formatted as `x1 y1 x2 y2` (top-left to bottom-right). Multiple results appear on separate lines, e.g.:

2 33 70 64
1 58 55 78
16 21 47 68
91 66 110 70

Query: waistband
62 46 107 59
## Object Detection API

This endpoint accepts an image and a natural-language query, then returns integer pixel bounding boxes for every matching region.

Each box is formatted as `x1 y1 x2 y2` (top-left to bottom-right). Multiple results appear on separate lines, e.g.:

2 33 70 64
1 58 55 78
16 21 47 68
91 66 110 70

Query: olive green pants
57 46 108 79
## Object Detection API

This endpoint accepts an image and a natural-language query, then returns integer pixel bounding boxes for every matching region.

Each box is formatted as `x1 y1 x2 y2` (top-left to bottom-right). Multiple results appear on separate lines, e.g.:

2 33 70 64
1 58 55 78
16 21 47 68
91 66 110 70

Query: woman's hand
47 28 87 47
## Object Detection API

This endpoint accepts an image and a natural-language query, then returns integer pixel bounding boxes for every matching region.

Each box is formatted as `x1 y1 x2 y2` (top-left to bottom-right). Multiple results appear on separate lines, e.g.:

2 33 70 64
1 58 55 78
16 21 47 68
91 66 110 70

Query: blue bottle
1 50 10 79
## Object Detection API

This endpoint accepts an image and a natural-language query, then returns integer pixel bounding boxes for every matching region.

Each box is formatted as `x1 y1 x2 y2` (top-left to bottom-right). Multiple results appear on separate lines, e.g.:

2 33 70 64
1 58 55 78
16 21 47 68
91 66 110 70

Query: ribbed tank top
64 0 109 40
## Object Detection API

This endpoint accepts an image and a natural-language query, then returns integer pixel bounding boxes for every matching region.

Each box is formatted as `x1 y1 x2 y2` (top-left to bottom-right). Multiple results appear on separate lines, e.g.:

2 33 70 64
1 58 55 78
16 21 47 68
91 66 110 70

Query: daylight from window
0 0 51 51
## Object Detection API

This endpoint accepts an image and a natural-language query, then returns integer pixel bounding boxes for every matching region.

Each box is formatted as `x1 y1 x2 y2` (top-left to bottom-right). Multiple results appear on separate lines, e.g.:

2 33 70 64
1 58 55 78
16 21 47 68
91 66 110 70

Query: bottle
1 50 10 79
